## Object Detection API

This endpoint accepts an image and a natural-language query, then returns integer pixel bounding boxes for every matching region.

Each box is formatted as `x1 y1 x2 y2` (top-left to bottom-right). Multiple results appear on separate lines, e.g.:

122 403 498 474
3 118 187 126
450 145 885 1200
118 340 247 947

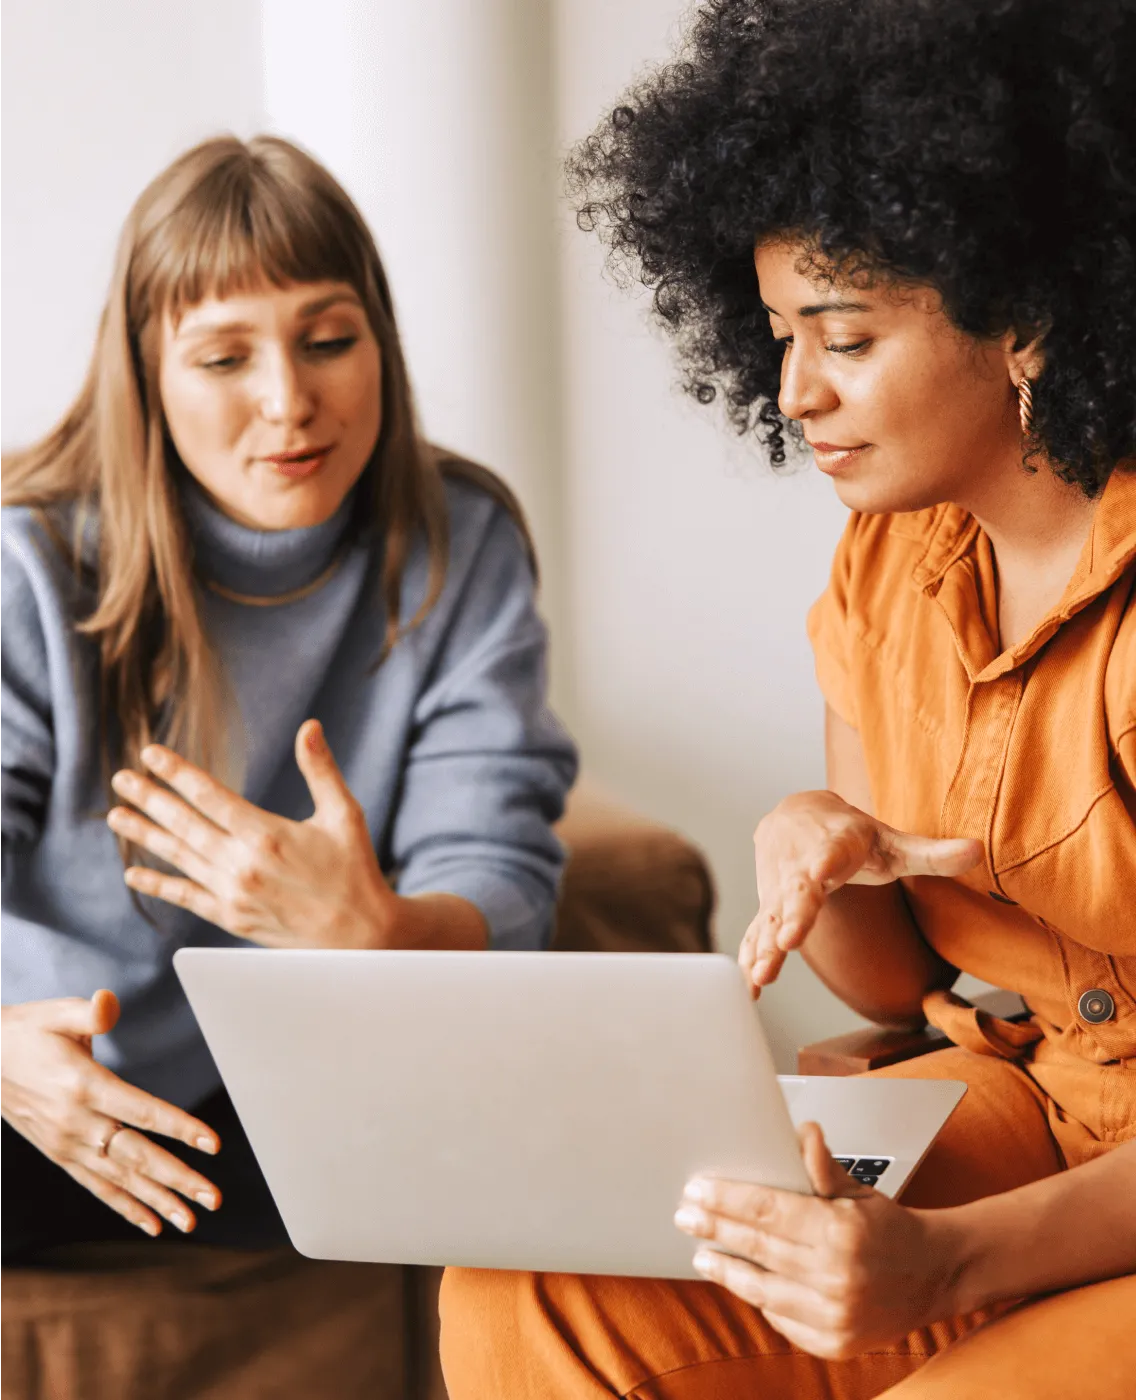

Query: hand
1 991 221 1237
739 791 980 995
674 1122 965 1358
107 719 396 949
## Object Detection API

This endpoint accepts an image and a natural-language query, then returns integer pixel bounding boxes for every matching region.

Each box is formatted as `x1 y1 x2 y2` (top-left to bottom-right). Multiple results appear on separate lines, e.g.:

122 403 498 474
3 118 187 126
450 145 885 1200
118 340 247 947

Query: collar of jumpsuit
806 462 1136 1163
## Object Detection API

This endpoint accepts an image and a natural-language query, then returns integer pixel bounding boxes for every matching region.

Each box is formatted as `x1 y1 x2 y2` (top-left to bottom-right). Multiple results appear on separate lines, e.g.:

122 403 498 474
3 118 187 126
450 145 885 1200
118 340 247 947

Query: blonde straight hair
3 134 531 789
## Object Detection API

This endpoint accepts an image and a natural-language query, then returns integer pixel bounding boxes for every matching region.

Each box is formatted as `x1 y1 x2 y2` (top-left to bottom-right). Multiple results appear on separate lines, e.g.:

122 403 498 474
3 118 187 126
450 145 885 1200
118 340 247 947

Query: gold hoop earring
1018 377 1035 436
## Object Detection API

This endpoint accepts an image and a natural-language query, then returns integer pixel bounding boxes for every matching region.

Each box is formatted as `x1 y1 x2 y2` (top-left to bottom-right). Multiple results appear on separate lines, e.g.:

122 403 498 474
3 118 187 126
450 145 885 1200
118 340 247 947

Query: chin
826 472 946 517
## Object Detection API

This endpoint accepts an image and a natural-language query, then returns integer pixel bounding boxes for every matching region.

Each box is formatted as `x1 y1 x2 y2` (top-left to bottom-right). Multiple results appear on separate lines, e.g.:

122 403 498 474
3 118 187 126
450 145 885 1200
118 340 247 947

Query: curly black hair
567 0 1136 494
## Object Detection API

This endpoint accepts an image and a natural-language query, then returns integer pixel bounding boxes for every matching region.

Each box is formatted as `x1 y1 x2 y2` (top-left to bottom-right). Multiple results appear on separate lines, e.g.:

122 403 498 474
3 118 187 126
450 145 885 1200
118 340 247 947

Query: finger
294 720 357 820
771 873 828 953
754 1308 840 1359
84 1067 220 1154
111 768 230 861
683 1176 834 1247
124 867 222 925
738 915 786 997
66 1160 162 1237
108 808 216 887
104 1128 221 1212
693 1249 838 1329
40 990 121 1040
798 1121 869 1200
877 830 983 881
139 745 264 834
675 1202 815 1281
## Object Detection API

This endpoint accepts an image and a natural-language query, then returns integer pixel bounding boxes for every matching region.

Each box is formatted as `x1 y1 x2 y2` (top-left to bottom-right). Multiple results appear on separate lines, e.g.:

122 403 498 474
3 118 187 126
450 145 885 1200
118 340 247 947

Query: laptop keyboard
832 1156 893 1188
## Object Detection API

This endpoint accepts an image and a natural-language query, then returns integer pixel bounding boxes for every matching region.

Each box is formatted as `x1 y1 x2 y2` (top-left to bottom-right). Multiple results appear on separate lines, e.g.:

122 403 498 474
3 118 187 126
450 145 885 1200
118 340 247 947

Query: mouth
807 441 872 475
261 444 336 479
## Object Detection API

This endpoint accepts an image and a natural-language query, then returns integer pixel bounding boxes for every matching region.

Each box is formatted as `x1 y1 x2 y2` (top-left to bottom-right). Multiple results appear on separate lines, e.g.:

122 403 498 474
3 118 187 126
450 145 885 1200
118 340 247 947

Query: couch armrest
796 989 1029 1075
551 779 715 955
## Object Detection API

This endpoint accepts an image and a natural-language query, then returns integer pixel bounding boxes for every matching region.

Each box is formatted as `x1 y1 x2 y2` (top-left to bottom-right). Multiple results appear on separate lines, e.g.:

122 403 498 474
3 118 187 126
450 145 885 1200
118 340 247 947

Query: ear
1000 322 1049 388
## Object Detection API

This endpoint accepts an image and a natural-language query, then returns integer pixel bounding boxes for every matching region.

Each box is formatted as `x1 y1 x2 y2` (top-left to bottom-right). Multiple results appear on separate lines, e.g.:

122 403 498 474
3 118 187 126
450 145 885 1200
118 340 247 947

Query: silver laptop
174 949 964 1280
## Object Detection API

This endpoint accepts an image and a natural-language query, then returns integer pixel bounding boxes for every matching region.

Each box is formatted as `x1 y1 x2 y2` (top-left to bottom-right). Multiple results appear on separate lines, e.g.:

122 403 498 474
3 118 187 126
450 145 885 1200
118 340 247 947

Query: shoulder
437 454 535 580
2 502 94 646
823 505 941 606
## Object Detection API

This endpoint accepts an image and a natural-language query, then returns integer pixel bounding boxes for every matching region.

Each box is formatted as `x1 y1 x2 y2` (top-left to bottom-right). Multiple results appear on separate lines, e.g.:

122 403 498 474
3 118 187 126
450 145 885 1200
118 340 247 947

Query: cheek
161 369 249 464
327 349 383 447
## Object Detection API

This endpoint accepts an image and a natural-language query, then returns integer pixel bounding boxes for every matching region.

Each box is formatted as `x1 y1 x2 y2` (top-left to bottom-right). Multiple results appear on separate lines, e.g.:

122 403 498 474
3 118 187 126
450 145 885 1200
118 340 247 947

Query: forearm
934 1140 1136 1313
376 892 489 952
800 882 957 1026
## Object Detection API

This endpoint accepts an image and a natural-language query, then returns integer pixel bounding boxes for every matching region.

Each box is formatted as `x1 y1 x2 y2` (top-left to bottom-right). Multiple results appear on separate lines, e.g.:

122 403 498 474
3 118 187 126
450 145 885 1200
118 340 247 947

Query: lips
261 445 335 479
807 441 872 475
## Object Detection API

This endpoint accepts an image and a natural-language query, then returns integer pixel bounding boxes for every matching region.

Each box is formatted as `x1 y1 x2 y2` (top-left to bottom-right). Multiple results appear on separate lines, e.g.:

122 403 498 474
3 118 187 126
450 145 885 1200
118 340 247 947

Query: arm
942 1137 1136 1312
798 708 959 1026
388 506 578 949
110 504 578 952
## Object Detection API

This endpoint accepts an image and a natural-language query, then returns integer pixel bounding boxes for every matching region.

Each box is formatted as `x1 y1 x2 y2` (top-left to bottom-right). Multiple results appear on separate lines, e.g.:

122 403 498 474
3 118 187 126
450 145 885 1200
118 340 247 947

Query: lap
440 1047 1099 1399
2 1085 290 1263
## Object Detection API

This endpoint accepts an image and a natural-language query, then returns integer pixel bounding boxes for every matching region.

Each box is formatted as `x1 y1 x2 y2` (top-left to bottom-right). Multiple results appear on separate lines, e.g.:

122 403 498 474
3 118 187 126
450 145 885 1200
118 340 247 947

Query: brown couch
1 781 715 1400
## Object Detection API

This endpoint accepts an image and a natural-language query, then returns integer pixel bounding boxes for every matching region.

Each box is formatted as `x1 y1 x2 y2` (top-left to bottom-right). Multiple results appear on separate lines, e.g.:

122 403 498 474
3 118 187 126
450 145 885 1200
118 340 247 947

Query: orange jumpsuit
440 465 1136 1398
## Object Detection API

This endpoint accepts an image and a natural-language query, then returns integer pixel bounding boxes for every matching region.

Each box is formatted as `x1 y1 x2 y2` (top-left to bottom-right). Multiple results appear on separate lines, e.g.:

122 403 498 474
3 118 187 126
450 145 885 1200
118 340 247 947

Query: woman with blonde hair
1 134 576 1254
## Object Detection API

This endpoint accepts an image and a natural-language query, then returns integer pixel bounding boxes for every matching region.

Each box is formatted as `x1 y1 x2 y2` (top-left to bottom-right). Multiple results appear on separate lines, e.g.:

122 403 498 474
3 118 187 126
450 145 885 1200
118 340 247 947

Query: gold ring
96 1123 124 1158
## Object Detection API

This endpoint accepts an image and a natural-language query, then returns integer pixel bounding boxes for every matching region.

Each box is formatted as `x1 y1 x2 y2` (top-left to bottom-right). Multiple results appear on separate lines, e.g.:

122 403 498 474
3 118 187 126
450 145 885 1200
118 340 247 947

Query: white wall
0 0 265 449
260 0 569 683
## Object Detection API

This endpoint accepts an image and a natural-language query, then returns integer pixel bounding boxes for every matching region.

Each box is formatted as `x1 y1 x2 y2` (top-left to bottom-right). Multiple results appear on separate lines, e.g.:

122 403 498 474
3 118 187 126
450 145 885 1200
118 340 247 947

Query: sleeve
2 529 55 863
805 511 861 728
389 507 579 950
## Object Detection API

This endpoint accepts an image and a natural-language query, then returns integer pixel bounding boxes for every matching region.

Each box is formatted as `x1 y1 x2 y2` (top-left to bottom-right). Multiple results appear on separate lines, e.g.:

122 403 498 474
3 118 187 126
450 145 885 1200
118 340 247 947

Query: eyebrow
761 299 872 318
176 291 364 339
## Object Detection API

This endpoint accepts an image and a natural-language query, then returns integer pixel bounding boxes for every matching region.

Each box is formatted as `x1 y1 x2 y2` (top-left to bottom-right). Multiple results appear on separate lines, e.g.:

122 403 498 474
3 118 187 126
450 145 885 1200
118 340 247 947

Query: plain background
4 0 971 1066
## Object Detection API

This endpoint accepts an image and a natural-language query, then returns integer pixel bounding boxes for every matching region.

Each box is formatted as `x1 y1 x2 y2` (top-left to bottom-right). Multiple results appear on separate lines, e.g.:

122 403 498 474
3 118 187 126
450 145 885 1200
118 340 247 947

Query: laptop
174 949 964 1280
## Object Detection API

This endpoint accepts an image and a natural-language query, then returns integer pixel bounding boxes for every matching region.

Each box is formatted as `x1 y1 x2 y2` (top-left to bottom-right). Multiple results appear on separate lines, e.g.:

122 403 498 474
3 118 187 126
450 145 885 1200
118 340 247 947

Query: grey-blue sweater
1 473 577 1107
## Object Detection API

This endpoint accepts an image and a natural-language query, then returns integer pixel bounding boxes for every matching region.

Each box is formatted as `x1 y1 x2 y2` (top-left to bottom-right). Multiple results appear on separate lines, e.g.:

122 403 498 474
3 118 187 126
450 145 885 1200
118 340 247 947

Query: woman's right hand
739 791 981 996
1 990 222 1236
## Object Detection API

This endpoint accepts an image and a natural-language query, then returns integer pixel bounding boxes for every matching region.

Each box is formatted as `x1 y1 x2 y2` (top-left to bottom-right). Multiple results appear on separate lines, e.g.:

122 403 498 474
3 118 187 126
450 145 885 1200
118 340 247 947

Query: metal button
1077 989 1115 1025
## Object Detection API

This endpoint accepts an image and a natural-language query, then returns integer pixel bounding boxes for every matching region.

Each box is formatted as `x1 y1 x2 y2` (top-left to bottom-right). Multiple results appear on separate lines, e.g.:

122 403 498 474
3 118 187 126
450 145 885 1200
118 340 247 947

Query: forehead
169 278 363 336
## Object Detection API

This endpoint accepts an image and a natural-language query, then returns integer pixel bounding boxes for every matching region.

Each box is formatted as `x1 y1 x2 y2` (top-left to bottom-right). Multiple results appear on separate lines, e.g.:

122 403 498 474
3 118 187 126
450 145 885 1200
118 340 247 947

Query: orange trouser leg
439 1048 1074 1399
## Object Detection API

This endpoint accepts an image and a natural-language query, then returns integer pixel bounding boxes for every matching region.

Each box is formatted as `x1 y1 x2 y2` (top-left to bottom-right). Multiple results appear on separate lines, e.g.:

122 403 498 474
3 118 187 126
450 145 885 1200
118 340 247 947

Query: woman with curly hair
440 0 1136 1394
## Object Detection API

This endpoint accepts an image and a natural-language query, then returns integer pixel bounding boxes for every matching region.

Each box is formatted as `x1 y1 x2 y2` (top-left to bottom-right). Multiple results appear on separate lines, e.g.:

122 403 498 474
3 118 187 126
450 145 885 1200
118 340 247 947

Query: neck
955 444 1098 570
954 442 1100 649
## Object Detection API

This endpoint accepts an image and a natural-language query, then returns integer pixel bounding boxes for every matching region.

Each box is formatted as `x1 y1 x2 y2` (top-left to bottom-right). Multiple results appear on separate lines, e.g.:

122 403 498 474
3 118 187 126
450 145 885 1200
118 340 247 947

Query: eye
200 355 244 373
306 335 358 357
827 339 871 356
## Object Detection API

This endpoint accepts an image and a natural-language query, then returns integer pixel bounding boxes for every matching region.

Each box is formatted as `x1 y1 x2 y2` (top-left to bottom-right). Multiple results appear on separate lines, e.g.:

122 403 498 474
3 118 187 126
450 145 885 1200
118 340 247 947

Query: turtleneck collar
181 478 357 598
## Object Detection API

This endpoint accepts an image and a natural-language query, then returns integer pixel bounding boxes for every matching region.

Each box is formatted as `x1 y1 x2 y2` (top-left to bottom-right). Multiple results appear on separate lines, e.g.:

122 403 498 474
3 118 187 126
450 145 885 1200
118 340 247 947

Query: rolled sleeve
390 507 578 949
806 512 861 729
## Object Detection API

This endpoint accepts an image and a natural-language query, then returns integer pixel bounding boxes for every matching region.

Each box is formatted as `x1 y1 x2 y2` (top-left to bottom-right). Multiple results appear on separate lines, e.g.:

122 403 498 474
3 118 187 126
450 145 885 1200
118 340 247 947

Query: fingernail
112 771 139 793
777 930 795 951
171 1211 192 1232
196 1191 218 1210
674 1205 707 1232
197 1136 217 1153
692 1249 715 1274
140 1219 160 1237
306 722 323 752
684 1178 710 1204
141 746 167 769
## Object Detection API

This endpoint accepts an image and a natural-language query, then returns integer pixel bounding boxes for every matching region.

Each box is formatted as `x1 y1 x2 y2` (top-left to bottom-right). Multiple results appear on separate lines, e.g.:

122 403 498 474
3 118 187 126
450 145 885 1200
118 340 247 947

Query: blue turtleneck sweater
1 474 577 1107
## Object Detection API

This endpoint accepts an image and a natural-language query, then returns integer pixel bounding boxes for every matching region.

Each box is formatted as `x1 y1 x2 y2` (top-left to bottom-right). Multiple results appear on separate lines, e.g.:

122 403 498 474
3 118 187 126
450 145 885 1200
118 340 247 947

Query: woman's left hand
107 720 396 949
674 1122 965 1358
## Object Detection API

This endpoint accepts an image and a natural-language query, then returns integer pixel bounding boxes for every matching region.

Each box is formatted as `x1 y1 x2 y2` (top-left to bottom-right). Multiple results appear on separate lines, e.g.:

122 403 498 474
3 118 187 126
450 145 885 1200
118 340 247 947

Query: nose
777 342 839 422
256 347 316 427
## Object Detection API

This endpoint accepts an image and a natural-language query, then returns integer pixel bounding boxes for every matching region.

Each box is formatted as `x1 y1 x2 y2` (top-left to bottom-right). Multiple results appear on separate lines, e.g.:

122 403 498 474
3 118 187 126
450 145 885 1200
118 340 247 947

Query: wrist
918 1203 995 1320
